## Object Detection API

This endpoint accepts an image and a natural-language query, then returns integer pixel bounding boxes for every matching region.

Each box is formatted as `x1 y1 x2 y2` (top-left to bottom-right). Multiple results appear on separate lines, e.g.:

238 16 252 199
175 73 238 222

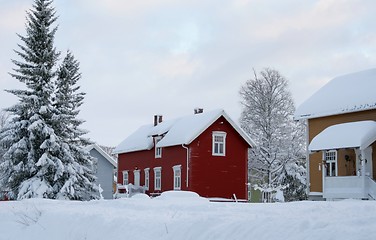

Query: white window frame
133 169 140 186
155 136 162 158
212 131 226 156
154 167 162 190
173 165 182 190
122 170 129 185
144 168 150 190
324 150 338 177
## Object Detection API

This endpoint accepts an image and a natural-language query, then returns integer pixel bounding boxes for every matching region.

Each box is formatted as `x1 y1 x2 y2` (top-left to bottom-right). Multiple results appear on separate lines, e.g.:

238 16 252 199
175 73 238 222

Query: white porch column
322 153 326 195
355 148 361 176
361 149 366 177
361 149 367 198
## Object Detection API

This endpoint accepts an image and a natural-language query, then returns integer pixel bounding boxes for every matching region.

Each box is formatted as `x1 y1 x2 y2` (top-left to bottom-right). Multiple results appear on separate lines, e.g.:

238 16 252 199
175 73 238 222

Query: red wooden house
114 109 254 201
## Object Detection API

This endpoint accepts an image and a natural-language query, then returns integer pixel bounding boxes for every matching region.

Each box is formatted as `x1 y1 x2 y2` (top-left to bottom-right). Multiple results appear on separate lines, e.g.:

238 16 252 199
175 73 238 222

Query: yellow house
295 69 376 200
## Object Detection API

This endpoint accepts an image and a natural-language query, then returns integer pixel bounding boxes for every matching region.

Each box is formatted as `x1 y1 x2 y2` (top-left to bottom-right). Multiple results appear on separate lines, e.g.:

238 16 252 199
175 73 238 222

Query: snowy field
1 191 376 240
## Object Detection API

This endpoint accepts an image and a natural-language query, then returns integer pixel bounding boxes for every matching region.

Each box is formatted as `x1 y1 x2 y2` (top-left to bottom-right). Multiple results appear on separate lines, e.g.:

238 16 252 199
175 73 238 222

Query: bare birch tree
240 68 306 202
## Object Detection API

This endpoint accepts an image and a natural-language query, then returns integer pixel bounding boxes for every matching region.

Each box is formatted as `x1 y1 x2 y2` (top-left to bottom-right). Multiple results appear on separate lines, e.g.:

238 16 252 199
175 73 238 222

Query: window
122 171 129 185
155 136 162 158
324 150 337 177
154 167 162 190
133 170 140 186
155 147 162 158
212 131 226 156
173 165 181 190
144 168 150 190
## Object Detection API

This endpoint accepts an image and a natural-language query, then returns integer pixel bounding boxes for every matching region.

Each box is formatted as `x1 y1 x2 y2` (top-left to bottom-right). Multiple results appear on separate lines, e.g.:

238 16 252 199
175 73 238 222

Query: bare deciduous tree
240 68 306 202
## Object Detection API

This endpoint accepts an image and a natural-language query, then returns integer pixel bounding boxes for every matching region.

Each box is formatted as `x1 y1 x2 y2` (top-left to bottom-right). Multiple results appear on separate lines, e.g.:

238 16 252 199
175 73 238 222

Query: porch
309 121 376 200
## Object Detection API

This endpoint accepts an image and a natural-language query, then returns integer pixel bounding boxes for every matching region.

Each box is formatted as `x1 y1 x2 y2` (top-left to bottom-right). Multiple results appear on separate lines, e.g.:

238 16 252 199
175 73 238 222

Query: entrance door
134 170 140 186
324 150 337 177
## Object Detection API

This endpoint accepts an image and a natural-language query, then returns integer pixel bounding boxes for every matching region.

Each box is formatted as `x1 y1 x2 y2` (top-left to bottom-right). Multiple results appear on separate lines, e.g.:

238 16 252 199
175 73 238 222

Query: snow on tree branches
239 68 306 202
0 0 98 200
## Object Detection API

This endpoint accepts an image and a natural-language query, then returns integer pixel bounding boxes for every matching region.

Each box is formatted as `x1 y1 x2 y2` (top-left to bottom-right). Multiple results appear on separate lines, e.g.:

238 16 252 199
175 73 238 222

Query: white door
134 170 140 186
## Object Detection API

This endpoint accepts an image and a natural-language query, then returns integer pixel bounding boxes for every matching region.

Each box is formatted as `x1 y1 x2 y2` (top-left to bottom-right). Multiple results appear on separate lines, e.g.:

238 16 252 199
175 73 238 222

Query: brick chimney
154 115 163 126
194 108 204 114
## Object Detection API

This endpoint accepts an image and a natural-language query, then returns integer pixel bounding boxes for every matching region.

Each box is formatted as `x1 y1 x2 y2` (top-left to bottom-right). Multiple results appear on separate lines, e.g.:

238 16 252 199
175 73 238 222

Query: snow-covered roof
87 144 117 167
295 68 376 120
309 121 376 152
114 109 255 154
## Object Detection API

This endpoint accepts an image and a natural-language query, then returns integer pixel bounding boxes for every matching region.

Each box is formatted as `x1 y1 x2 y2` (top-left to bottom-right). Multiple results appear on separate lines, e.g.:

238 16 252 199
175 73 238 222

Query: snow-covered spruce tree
53 51 98 200
239 68 306 202
0 111 10 161
0 0 60 199
0 0 98 200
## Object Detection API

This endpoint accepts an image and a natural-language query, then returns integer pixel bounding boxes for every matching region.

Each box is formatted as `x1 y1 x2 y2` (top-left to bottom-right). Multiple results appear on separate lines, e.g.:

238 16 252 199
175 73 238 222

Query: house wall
308 109 376 193
117 116 249 200
189 116 249 200
90 149 115 199
117 144 188 195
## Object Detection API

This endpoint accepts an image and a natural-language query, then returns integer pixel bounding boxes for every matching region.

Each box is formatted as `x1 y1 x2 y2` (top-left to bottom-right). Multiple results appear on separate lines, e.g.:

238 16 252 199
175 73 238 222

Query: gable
295 68 376 120
87 144 117 168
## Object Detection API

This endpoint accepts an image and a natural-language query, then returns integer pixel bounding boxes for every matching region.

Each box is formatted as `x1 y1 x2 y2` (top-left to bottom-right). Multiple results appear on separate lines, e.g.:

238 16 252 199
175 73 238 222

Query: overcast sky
1 0 376 147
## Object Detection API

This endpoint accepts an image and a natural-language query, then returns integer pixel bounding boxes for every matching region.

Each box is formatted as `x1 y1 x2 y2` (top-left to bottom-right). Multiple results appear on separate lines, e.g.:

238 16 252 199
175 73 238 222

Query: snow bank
1 198 376 240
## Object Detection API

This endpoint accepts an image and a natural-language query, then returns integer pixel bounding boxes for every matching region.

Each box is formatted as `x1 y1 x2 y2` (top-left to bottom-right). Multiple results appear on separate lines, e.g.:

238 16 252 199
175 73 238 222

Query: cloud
2 0 376 145
154 54 201 78
0 2 29 30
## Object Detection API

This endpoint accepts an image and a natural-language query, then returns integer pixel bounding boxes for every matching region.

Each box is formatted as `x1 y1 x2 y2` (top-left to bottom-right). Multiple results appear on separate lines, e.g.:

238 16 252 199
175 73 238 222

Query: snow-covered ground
1 191 376 240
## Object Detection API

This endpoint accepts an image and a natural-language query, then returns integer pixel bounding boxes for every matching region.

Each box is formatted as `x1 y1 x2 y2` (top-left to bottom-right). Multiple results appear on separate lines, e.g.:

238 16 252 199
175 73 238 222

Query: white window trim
212 131 227 156
154 167 162 190
133 169 141 186
144 168 150 190
173 165 182 190
323 150 338 177
155 136 162 158
122 170 129 185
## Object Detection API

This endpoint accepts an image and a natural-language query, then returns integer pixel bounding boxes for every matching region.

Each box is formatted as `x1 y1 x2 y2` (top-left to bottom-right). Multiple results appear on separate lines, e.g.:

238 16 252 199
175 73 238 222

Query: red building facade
115 109 253 200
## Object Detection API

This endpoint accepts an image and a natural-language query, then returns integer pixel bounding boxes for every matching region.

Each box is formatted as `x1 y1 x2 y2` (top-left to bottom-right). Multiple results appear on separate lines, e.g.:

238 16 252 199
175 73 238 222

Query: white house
87 144 117 199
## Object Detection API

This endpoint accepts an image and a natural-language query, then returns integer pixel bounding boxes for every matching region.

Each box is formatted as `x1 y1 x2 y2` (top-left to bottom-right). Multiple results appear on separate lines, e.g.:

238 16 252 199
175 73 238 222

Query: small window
155 136 162 158
173 165 182 190
154 167 162 190
212 131 226 156
122 171 129 185
324 150 337 177
144 168 150 190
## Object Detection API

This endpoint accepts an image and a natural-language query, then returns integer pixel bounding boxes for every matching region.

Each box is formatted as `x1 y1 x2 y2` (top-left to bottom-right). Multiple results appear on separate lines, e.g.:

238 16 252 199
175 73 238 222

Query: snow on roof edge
156 109 224 148
294 68 376 120
308 121 376 152
115 109 255 154
294 106 376 120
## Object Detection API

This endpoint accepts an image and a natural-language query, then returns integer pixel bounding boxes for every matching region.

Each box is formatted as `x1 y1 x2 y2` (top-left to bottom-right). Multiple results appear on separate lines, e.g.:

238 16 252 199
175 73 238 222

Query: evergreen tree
53 51 98 200
0 0 60 199
239 68 306 202
0 0 98 200
0 111 10 162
